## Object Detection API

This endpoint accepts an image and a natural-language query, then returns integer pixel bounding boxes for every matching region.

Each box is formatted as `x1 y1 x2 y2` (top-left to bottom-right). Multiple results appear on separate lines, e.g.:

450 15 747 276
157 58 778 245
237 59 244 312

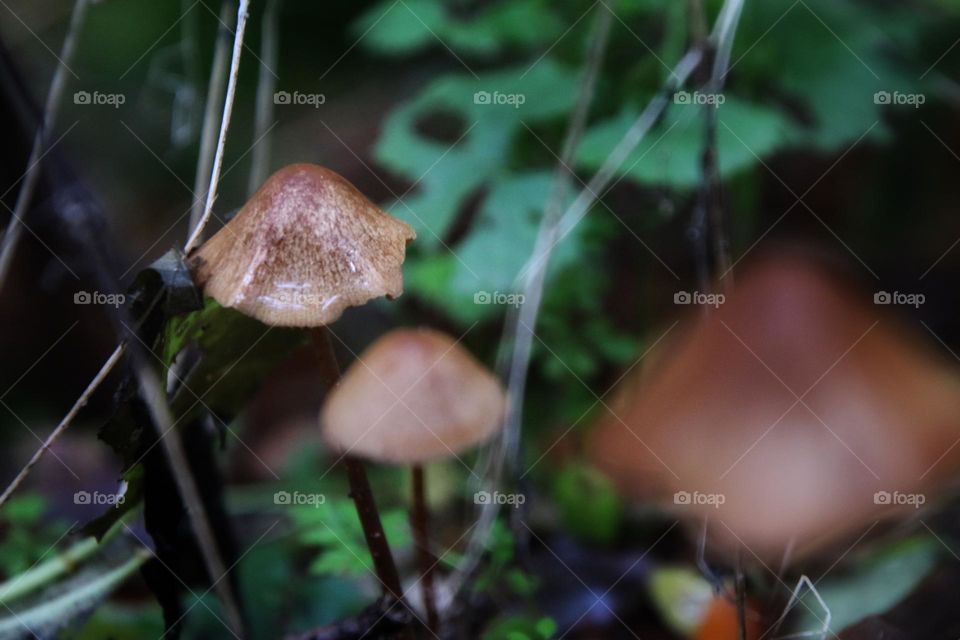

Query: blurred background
2 0 960 638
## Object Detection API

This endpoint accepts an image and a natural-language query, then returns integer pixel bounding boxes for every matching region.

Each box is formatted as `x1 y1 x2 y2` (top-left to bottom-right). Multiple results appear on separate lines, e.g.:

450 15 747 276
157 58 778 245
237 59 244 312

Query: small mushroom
322 327 506 632
189 163 416 603
588 253 960 564
190 163 415 327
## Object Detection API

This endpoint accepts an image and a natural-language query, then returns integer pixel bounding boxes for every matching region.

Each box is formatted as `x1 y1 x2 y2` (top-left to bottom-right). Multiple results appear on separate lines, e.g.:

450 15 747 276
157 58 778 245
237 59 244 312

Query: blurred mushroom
189 163 415 603
588 253 960 564
322 327 506 632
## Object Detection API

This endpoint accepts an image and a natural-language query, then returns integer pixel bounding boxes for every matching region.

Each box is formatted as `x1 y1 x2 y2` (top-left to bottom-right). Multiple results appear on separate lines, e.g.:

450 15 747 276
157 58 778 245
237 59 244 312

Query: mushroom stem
410 464 439 633
344 456 405 600
315 328 404 601
735 553 747 640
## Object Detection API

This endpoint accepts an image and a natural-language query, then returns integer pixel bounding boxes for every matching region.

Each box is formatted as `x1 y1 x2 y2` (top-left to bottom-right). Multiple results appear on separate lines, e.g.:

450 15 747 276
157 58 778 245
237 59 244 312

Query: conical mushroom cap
190 164 415 327
588 254 960 562
321 328 506 464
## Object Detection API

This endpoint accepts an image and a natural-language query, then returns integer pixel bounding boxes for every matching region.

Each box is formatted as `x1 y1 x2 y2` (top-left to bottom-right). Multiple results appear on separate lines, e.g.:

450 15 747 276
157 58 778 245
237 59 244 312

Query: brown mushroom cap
190 164 415 327
588 254 960 562
321 328 506 464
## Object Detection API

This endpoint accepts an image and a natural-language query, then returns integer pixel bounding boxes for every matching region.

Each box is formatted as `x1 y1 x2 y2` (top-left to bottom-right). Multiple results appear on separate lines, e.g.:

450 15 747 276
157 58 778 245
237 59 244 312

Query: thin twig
0 0 89 294
699 0 744 291
0 344 125 508
247 0 281 196
544 47 702 259
184 0 252 254
410 464 439 633
0 0 243 508
134 359 247 638
449 3 614 601
188 0 234 232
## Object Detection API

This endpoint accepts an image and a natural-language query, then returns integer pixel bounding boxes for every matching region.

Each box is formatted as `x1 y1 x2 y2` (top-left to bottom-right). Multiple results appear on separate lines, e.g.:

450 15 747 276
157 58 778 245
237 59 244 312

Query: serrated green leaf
374 60 580 242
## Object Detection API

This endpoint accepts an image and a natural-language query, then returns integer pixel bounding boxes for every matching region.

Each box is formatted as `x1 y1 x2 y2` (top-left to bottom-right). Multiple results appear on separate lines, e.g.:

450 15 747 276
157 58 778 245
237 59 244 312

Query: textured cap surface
190 164 415 327
321 328 506 463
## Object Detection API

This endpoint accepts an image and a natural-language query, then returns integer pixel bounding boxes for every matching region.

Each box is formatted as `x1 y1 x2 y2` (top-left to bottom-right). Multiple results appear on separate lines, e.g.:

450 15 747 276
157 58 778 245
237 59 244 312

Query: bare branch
0 0 89 293
247 0 281 196
448 3 614 601
189 0 234 232
0 344 125 508
184 0 252 254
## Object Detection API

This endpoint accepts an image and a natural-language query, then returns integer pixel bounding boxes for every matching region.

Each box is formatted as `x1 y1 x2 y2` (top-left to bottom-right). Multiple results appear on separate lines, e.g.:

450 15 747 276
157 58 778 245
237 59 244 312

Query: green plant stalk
0 505 134 604
0 548 151 637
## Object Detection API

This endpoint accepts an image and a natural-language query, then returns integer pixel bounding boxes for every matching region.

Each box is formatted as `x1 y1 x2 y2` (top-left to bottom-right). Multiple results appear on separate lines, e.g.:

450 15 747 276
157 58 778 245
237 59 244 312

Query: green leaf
577 97 798 190
355 0 564 57
374 59 580 242
482 614 558 640
732 0 926 151
794 535 939 634
552 464 623 546
2 495 45 525
0 547 150 639
293 498 411 579
648 566 715 636
164 299 308 420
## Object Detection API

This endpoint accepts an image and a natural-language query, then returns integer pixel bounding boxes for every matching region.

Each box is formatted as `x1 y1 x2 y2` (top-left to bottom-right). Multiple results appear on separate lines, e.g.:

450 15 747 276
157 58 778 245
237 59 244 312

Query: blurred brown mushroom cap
321 328 506 464
190 164 416 327
588 253 960 562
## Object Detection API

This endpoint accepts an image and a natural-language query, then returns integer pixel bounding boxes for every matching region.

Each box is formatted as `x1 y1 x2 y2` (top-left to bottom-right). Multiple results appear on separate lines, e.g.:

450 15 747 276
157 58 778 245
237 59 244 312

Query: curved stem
344 457 404 600
315 328 404 601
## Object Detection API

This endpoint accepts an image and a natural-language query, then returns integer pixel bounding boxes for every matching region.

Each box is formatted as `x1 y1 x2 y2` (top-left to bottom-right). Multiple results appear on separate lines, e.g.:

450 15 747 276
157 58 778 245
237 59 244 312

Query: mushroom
189 163 416 603
588 253 960 565
190 163 415 327
321 327 507 632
